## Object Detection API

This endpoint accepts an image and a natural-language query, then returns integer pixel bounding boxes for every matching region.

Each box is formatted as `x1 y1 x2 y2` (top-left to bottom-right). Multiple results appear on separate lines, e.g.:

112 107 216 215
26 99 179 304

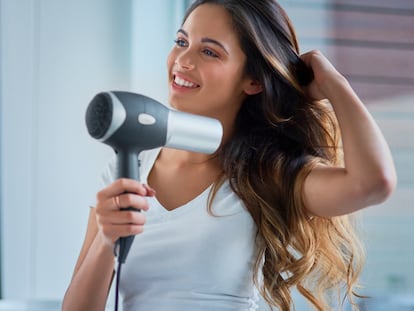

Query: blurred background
0 0 413 310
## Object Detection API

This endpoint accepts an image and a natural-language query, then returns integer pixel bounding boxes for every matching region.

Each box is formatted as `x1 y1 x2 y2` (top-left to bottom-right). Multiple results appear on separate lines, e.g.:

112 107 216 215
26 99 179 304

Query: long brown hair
184 1 365 310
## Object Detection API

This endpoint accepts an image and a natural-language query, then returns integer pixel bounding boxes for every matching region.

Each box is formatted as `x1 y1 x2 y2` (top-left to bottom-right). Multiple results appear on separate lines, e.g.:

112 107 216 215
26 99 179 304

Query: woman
63 0 397 310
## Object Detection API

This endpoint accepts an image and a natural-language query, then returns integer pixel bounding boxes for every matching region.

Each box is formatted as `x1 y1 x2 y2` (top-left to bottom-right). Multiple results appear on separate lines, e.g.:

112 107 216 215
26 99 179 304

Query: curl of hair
185 1 366 310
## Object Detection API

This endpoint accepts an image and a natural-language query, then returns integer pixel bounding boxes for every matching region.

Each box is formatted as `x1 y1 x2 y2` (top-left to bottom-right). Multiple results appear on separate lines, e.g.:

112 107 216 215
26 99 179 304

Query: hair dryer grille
85 93 113 139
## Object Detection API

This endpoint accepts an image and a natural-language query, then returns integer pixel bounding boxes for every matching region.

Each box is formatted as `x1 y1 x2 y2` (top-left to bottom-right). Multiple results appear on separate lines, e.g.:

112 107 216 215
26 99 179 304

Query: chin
168 95 205 115
168 96 188 111
168 98 179 110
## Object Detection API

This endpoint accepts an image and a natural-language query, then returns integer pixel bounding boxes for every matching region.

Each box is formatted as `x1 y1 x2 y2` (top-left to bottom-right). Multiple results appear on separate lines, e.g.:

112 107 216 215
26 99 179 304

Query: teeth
174 76 197 88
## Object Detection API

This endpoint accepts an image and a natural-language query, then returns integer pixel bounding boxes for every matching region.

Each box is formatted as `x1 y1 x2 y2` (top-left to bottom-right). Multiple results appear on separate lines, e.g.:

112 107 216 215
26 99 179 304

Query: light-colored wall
0 0 131 300
362 97 414 297
129 0 188 103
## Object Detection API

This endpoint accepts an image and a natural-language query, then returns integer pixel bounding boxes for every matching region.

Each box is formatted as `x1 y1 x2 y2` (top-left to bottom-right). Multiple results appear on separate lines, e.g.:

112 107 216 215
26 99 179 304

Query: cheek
210 66 245 93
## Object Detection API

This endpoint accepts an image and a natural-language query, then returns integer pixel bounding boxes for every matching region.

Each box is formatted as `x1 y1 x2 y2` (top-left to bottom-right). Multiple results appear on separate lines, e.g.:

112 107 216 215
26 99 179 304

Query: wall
0 0 131 300
0 0 3 300
362 95 414 305
129 0 190 103
281 0 414 102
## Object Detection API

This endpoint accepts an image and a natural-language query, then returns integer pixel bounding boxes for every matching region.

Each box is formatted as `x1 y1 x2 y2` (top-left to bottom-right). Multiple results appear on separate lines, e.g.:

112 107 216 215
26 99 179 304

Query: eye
202 48 219 58
174 38 188 48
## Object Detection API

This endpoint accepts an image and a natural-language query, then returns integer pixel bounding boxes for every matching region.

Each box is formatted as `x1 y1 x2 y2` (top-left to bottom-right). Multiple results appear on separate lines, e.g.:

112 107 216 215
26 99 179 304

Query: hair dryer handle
115 150 142 264
115 207 138 264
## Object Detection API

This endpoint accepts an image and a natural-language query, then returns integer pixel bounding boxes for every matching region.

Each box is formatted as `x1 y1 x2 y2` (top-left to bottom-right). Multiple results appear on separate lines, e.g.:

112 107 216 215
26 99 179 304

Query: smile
173 75 200 88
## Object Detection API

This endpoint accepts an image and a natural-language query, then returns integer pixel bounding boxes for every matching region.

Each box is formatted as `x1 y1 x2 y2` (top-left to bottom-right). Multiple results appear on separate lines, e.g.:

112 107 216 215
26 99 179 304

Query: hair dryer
85 91 223 263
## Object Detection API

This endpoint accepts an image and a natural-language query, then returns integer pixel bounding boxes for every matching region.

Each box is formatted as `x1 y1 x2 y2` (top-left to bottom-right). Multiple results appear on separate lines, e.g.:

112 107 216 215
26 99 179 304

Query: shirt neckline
140 147 213 216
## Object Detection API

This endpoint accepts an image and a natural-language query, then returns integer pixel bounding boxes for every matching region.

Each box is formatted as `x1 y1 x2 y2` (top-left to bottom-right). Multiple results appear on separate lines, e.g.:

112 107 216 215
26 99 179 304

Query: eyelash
174 38 187 47
173 39 219 58
202 48 219 58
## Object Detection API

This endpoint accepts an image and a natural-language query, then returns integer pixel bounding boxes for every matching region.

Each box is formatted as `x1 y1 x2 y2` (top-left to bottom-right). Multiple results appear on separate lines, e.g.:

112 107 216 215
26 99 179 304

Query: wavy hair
184 1 365 310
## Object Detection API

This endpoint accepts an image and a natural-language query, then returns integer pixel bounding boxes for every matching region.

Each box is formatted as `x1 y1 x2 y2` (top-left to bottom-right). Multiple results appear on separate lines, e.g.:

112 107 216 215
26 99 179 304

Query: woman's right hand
94 178 156 247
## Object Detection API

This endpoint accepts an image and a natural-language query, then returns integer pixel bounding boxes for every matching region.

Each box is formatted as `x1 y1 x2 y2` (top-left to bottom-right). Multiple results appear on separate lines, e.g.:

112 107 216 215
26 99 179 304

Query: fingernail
143 184 156 196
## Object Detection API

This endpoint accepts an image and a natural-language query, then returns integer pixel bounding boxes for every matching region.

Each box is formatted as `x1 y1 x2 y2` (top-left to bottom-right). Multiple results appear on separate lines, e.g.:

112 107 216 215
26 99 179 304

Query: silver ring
113 195 121 209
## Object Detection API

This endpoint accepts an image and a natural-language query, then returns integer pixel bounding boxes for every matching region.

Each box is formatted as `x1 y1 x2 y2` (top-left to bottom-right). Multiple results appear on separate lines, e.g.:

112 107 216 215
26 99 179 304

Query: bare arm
62 179 154 311
301 50 397 217
62 209 115 311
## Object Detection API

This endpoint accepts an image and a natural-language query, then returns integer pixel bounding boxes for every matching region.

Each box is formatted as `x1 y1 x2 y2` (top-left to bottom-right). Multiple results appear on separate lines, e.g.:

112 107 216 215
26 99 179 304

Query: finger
113 195 121 210
107 209 147 226
100 223 145 242
100 193 151 212
143 184 156 197
96 193 149 223
117 193 151 211
96 206 147 244
117 224 145 237
97 178 148 201
299 50 315 66
97 209 146 228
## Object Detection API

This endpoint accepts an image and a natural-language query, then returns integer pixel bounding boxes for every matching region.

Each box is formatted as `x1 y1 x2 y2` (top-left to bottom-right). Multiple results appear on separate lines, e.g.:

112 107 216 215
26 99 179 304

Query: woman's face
167 4 256 121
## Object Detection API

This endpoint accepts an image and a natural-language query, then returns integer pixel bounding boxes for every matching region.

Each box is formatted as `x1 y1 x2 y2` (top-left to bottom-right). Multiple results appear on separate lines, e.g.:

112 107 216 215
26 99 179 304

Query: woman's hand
300 50 347 101
94 179 156 247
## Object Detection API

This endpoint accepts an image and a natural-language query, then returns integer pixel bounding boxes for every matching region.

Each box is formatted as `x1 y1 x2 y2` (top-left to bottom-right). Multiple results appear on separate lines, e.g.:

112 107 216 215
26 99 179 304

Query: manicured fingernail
143 184 156 196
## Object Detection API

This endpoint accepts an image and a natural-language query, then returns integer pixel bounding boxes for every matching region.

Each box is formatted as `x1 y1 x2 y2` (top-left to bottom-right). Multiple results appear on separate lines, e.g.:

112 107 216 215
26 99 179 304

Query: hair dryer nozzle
85 92 127 142
166 110 223 154
85 93 113 139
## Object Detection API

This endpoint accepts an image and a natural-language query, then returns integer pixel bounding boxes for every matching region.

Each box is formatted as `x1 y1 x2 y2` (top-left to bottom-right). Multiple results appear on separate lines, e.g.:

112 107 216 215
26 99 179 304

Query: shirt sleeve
89 154 117 209
100 154 117 188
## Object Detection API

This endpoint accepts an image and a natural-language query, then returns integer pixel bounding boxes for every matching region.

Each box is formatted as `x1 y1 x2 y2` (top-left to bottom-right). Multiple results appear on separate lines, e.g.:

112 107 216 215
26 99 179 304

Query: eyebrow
177 29 229 55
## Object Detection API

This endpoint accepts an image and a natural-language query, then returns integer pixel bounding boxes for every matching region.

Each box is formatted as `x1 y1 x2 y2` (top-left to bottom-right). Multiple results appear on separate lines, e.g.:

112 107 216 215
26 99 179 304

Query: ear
243 79 263 95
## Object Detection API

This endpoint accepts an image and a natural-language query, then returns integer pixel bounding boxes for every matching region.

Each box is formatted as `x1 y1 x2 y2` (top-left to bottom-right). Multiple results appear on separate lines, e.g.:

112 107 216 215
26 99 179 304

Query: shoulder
100 148 161 187
139 147 161 167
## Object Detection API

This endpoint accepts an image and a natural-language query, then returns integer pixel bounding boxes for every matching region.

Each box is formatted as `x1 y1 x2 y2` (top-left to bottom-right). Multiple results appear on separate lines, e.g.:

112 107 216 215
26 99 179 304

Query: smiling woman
62 1 396 311
0 0 398 309
167 5 254 124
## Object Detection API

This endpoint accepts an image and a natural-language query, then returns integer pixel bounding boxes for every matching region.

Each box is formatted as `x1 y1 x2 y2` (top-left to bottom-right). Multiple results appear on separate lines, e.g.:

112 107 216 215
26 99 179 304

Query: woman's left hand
300 50 346 101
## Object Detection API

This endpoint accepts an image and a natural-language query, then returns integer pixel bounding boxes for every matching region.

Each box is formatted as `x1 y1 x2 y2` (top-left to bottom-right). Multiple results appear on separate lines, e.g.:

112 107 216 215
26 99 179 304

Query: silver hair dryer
85 91 223 263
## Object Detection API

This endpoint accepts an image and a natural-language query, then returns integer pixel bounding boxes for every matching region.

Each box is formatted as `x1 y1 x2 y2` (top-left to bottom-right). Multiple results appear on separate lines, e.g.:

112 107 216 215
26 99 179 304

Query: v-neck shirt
100 148 259 311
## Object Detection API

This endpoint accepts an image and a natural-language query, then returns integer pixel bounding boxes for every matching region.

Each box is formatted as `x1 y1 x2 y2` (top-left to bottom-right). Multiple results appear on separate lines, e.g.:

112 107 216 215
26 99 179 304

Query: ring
113 195 121 209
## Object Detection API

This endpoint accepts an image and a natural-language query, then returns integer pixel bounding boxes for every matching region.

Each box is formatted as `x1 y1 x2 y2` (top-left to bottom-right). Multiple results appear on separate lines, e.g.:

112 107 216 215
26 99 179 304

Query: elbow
361 168 397 206
373 173 397 204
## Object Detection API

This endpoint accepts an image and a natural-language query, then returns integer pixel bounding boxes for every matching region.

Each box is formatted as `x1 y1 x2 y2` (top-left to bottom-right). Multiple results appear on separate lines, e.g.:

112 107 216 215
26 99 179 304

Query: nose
175 49 195 70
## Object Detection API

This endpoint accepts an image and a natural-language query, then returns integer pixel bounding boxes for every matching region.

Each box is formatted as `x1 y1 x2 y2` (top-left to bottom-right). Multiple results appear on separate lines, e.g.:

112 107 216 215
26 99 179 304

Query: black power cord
114 260 122 311
113 206 140 310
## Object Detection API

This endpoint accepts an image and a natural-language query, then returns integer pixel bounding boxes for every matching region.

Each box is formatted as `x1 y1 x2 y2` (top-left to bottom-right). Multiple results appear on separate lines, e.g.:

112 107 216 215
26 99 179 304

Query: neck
159 147 220 166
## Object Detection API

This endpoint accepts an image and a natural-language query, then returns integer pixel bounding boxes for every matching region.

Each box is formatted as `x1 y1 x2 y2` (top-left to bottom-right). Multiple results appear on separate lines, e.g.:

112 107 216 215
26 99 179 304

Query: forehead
183 4 239 43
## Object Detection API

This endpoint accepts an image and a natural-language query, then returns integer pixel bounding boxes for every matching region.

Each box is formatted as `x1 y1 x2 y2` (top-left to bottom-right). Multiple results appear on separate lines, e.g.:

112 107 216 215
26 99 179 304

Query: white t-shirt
101 148 259 311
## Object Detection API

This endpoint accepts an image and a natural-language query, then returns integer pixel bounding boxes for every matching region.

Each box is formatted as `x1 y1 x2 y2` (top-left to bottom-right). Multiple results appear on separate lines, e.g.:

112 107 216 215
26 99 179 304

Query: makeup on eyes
177 28 229 55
